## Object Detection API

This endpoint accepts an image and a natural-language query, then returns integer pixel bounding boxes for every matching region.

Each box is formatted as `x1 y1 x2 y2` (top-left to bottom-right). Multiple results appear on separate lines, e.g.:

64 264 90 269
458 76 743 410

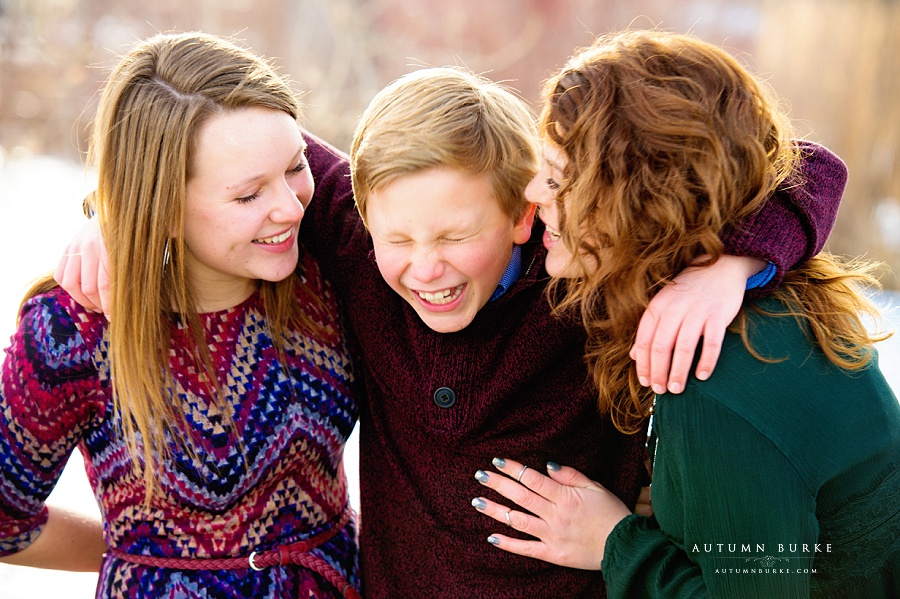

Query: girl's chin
545 253 585 279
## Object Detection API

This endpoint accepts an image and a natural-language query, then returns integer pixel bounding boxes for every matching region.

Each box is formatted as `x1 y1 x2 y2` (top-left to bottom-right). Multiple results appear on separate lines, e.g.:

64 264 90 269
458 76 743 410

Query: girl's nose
272 179 305 223
524 173 545 207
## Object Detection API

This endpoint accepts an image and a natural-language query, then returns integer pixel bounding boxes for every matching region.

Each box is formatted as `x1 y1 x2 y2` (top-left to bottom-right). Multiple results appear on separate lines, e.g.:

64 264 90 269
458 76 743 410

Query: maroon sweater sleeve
299 130 364 278
721 140 848 293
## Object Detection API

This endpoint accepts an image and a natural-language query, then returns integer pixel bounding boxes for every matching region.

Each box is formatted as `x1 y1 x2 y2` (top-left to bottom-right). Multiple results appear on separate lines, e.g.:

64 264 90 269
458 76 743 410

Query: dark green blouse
602 297 900 598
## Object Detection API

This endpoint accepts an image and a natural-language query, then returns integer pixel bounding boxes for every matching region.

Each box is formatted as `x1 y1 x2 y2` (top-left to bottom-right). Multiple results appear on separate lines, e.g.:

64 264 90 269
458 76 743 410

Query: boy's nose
410 247 445 283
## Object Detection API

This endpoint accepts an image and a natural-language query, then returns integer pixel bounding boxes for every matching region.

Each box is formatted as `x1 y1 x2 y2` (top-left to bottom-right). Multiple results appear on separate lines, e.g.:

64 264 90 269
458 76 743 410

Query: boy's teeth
255 230 291 244
417 285 464 305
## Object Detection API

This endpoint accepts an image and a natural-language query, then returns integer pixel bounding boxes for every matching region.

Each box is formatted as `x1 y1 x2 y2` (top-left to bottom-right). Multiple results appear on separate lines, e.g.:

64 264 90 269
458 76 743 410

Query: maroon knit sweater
300 133 845 598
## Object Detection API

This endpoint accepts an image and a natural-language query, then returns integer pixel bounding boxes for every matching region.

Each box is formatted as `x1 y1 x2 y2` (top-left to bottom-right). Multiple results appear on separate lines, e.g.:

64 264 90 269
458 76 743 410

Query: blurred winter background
1 0 898 596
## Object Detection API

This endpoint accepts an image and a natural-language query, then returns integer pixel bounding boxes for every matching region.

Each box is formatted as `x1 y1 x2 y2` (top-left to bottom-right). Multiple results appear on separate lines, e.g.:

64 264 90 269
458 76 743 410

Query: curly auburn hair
539 30 888 433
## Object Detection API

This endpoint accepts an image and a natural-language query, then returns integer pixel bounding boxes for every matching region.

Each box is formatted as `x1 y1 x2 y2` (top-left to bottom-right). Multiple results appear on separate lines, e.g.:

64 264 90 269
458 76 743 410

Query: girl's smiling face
525 143 580 278
183 107 311 311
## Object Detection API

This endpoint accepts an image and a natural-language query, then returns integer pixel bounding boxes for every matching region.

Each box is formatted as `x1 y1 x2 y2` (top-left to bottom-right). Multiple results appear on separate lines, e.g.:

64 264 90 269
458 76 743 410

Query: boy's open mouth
415 284 464 306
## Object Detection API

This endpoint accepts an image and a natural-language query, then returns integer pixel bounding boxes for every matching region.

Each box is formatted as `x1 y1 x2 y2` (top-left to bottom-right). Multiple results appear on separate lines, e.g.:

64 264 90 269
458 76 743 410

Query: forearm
0 506 106 572
301 130 353 249
300 130 365 283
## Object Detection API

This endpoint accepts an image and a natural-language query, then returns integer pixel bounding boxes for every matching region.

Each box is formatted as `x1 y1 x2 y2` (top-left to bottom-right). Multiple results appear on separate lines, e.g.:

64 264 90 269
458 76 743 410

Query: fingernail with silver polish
471 497 487 511
492 457 506 469
487 536 501 546
547 461 561 472
475 470 490 483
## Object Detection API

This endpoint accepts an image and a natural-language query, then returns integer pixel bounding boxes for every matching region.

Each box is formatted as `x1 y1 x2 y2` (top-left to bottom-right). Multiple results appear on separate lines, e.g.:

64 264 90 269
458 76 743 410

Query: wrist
719 254 767 280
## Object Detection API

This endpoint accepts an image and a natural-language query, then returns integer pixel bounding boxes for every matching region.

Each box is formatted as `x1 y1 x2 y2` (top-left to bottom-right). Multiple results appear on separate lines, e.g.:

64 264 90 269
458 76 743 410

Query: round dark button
433 386 456 408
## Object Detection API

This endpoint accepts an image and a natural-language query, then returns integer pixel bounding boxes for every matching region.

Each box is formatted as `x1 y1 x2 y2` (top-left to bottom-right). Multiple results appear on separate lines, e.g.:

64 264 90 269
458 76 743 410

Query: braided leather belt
108 506 360 598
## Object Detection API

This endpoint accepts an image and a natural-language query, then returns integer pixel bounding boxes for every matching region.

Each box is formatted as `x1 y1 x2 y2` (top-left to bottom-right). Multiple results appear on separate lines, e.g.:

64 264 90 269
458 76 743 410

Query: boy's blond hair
350 67 539 224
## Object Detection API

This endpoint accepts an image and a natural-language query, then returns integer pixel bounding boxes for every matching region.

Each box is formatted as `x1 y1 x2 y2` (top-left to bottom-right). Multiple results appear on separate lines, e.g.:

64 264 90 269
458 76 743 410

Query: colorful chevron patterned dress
0 252 360 598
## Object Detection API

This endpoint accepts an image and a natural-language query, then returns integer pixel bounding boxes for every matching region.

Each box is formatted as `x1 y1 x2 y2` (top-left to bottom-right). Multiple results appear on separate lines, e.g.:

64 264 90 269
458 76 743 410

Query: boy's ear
512 203 536 245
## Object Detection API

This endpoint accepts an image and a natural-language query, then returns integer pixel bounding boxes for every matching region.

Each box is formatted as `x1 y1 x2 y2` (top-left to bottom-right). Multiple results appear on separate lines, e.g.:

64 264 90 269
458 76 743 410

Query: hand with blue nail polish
470 457 631 570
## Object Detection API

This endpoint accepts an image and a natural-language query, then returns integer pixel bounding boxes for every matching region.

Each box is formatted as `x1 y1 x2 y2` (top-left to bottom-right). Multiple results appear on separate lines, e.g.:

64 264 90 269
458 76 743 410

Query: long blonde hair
539 30 889 433
25 32 318 500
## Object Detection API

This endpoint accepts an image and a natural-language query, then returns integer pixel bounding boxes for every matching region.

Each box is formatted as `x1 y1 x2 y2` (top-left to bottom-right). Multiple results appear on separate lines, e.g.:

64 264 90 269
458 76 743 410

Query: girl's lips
538 215 562 243
542 230 557 250
253 227 295 252
542 225 561 250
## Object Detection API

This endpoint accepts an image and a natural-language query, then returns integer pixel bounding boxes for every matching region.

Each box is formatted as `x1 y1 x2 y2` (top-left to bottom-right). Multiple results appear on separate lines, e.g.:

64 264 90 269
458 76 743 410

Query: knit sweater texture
300 133 845 598
0 253 360 598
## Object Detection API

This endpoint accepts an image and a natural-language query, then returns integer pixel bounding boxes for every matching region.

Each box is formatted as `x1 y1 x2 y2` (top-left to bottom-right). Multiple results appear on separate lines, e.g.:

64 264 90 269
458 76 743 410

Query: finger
53 250 69 287
637 486 651 505
491 457 535 486
470 496 515 528
470 496 550 540
478 459 555 513
631 306 660 387
54 253 100 313
491 457 574 503
648 315 682 395
485 533 561 564
97 249 112 317
544 462 604 491
665 315 706 394
693 319 725 382
634 486 653 517
78 244 101 308
484 533 555 563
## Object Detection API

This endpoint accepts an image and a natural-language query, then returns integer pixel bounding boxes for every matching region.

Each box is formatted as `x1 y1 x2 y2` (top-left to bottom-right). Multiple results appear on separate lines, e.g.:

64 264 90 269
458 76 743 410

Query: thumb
546 462 605 491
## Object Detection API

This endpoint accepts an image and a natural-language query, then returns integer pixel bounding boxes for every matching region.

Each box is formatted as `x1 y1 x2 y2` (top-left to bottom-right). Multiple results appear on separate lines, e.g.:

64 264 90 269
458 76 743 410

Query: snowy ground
0 152 897 598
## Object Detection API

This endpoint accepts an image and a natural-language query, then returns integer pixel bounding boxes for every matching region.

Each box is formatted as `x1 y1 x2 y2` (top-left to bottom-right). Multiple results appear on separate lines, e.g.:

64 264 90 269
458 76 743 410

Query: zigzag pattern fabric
0 252 359 598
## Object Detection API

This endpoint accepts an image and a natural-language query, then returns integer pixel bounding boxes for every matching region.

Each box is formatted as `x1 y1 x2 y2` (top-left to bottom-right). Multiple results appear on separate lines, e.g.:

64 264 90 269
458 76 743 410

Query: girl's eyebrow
545 157 564 172
226 145 306 190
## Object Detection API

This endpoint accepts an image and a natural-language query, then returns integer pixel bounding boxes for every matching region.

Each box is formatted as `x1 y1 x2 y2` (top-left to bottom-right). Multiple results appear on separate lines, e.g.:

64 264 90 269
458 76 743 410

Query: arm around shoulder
299 131 361 274
721 140 847 291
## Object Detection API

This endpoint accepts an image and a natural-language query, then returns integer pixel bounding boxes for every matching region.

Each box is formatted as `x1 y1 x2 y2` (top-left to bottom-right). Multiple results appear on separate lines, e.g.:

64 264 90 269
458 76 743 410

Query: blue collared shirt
489 245 522 302
489 246 771 301
746 261 776 290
